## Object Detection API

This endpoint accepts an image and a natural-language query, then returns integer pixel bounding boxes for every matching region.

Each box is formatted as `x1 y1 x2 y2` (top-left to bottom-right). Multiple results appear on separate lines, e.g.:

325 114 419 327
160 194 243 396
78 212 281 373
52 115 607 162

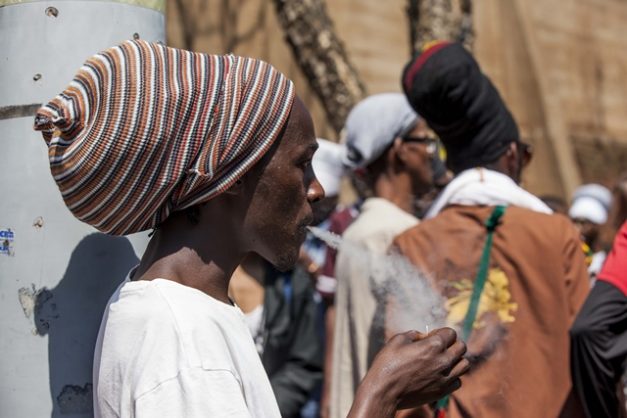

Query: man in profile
34 40 469 418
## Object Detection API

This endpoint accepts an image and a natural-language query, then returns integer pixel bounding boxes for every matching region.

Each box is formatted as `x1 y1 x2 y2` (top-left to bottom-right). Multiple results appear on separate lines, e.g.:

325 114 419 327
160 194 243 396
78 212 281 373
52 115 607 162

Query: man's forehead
285 131 317 156
292 96 315 131
280 96 317 151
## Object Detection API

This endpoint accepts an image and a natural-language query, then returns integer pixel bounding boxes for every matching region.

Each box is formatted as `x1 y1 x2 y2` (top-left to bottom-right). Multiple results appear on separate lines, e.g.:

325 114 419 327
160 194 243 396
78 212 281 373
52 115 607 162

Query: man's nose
307 177 325 203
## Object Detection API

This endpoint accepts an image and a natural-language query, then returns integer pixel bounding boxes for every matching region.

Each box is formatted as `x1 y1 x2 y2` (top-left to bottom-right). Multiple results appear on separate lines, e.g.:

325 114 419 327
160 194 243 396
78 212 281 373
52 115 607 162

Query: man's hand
348 328 469 418
383 328 469 409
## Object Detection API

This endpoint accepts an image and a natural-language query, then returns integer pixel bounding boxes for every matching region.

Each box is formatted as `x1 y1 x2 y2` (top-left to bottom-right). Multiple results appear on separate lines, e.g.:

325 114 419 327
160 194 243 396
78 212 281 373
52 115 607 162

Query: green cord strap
461 205 506 340
434 205 507 417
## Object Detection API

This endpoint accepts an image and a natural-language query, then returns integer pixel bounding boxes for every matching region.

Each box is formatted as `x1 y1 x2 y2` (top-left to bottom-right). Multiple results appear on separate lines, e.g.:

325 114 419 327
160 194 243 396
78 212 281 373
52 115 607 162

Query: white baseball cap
342 93 420 169
313 138 345 197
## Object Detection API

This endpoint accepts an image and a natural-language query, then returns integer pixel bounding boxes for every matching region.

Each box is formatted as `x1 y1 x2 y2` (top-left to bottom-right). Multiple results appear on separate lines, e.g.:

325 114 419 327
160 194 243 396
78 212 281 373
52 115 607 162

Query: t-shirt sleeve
597 222 627 296
134 368 252 418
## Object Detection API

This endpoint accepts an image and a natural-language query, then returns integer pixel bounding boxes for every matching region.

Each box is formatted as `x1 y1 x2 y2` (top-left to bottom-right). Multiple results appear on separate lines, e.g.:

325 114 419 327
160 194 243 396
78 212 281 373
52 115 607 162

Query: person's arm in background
320 301 335 418
267 268 323 417
318 235 340 418
571 222 627 418
562 220 593 320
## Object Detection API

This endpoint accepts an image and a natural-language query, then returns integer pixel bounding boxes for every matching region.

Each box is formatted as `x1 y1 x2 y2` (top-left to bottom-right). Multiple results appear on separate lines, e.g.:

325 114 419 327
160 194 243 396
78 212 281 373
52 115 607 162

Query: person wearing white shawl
425 167 552 219
392 41 590 418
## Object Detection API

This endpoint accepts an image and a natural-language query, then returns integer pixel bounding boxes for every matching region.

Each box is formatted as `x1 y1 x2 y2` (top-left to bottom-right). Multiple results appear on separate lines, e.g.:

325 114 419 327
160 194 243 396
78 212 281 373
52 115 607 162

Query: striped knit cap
33 40 295 235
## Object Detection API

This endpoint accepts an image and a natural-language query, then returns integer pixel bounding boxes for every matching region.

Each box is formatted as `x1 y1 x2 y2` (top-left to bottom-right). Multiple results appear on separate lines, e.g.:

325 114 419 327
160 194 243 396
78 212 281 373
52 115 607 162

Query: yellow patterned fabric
445 268 518 330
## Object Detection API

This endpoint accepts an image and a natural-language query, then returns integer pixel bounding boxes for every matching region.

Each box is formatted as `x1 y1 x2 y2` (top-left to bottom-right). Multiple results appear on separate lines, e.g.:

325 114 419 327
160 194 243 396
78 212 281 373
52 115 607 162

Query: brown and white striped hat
34 40 295 235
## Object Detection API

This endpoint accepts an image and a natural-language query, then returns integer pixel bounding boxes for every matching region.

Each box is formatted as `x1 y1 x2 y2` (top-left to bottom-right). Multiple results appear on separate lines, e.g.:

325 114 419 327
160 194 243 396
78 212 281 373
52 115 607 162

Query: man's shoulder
106 280 175 324
101 280 249 371
393 205 471 245
505 205 568 223
343 198 418 243
597 221 627 294
425 204 571 229
501 206 579 241
394 205 575 249
105 279 241 340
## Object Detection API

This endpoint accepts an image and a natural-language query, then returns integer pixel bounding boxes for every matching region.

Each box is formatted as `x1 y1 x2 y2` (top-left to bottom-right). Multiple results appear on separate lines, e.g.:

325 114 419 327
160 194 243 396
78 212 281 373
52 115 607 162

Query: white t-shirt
244 305 265 355
93 276 281 418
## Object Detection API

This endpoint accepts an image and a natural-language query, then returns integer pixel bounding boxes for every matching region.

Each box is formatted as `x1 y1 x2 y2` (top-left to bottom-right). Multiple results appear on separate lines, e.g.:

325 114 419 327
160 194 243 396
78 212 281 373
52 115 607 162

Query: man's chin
268 249 299 273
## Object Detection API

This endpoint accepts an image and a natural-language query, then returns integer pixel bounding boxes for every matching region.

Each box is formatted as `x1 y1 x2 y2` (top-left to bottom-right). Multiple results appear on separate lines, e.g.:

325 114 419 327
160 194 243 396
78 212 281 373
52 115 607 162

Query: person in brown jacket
391 41 590 418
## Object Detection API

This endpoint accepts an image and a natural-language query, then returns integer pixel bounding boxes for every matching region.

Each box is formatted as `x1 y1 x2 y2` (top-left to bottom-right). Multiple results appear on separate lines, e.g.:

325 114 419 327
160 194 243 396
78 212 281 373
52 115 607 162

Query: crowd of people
33 38 627 418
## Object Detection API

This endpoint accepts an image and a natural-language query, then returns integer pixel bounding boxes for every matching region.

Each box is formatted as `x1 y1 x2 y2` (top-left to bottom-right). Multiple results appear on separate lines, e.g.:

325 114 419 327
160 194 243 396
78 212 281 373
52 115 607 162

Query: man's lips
296 215 313 238
299 214 314 228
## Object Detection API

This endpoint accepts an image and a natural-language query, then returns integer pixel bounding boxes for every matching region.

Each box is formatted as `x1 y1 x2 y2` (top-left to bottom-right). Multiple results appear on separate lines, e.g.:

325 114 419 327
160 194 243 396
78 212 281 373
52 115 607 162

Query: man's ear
504 141 522 182
505 141 518 159
391 137 407 165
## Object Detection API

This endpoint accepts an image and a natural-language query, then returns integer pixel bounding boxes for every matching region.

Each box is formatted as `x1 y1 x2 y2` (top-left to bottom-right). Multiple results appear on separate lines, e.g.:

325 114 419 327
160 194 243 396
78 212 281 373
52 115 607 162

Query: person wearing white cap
329 93 437 418
300 138 348 284
569 184 613 281
307 139 363 418
313 139 345 199
569 184 613 225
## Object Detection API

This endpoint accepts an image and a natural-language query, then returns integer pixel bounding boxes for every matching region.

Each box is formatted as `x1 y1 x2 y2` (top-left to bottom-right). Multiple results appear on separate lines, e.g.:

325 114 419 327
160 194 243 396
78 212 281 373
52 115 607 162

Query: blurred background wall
167 0 627 199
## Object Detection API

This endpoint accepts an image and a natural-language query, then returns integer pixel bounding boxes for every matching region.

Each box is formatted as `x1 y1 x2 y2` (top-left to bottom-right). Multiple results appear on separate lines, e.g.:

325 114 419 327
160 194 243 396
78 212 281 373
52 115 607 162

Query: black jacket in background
570 281 627 418
261 264 323 418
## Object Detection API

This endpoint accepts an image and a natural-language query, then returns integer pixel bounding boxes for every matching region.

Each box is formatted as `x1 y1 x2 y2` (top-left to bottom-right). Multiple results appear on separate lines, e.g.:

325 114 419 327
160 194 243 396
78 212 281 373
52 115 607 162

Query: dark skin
312 195 340 226
351 329 469 416
135 97 469 417
298 195 340 284
612 176 627 229
368 120 435 213
483 141 526 183
599 174 627 248
572 218 602 252
134 98 321 301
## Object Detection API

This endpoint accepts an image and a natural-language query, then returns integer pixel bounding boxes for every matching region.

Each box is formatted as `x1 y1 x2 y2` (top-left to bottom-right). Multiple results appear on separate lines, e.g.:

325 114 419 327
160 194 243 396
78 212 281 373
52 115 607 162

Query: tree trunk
170 0 264 53
273 0 367 134
407 0 474 56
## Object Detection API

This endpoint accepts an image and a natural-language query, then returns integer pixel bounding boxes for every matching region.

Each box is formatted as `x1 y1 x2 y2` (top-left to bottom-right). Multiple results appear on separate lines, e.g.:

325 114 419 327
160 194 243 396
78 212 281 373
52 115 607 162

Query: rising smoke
308 226 447 335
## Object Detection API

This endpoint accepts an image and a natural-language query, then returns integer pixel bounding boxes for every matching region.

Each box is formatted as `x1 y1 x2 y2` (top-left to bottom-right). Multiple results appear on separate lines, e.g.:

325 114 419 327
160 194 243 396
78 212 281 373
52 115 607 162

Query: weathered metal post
0 1 164 416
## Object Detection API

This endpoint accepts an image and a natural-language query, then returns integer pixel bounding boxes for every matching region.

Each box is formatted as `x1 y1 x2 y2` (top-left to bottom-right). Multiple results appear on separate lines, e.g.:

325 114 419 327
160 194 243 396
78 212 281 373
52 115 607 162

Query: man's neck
134 217 246 305
373 173 414 214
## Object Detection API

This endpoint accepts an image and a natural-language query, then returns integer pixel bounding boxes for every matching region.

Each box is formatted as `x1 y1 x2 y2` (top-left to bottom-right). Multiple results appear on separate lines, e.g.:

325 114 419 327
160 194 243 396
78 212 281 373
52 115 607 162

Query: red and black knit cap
34 40 294 236
402 41 519 173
